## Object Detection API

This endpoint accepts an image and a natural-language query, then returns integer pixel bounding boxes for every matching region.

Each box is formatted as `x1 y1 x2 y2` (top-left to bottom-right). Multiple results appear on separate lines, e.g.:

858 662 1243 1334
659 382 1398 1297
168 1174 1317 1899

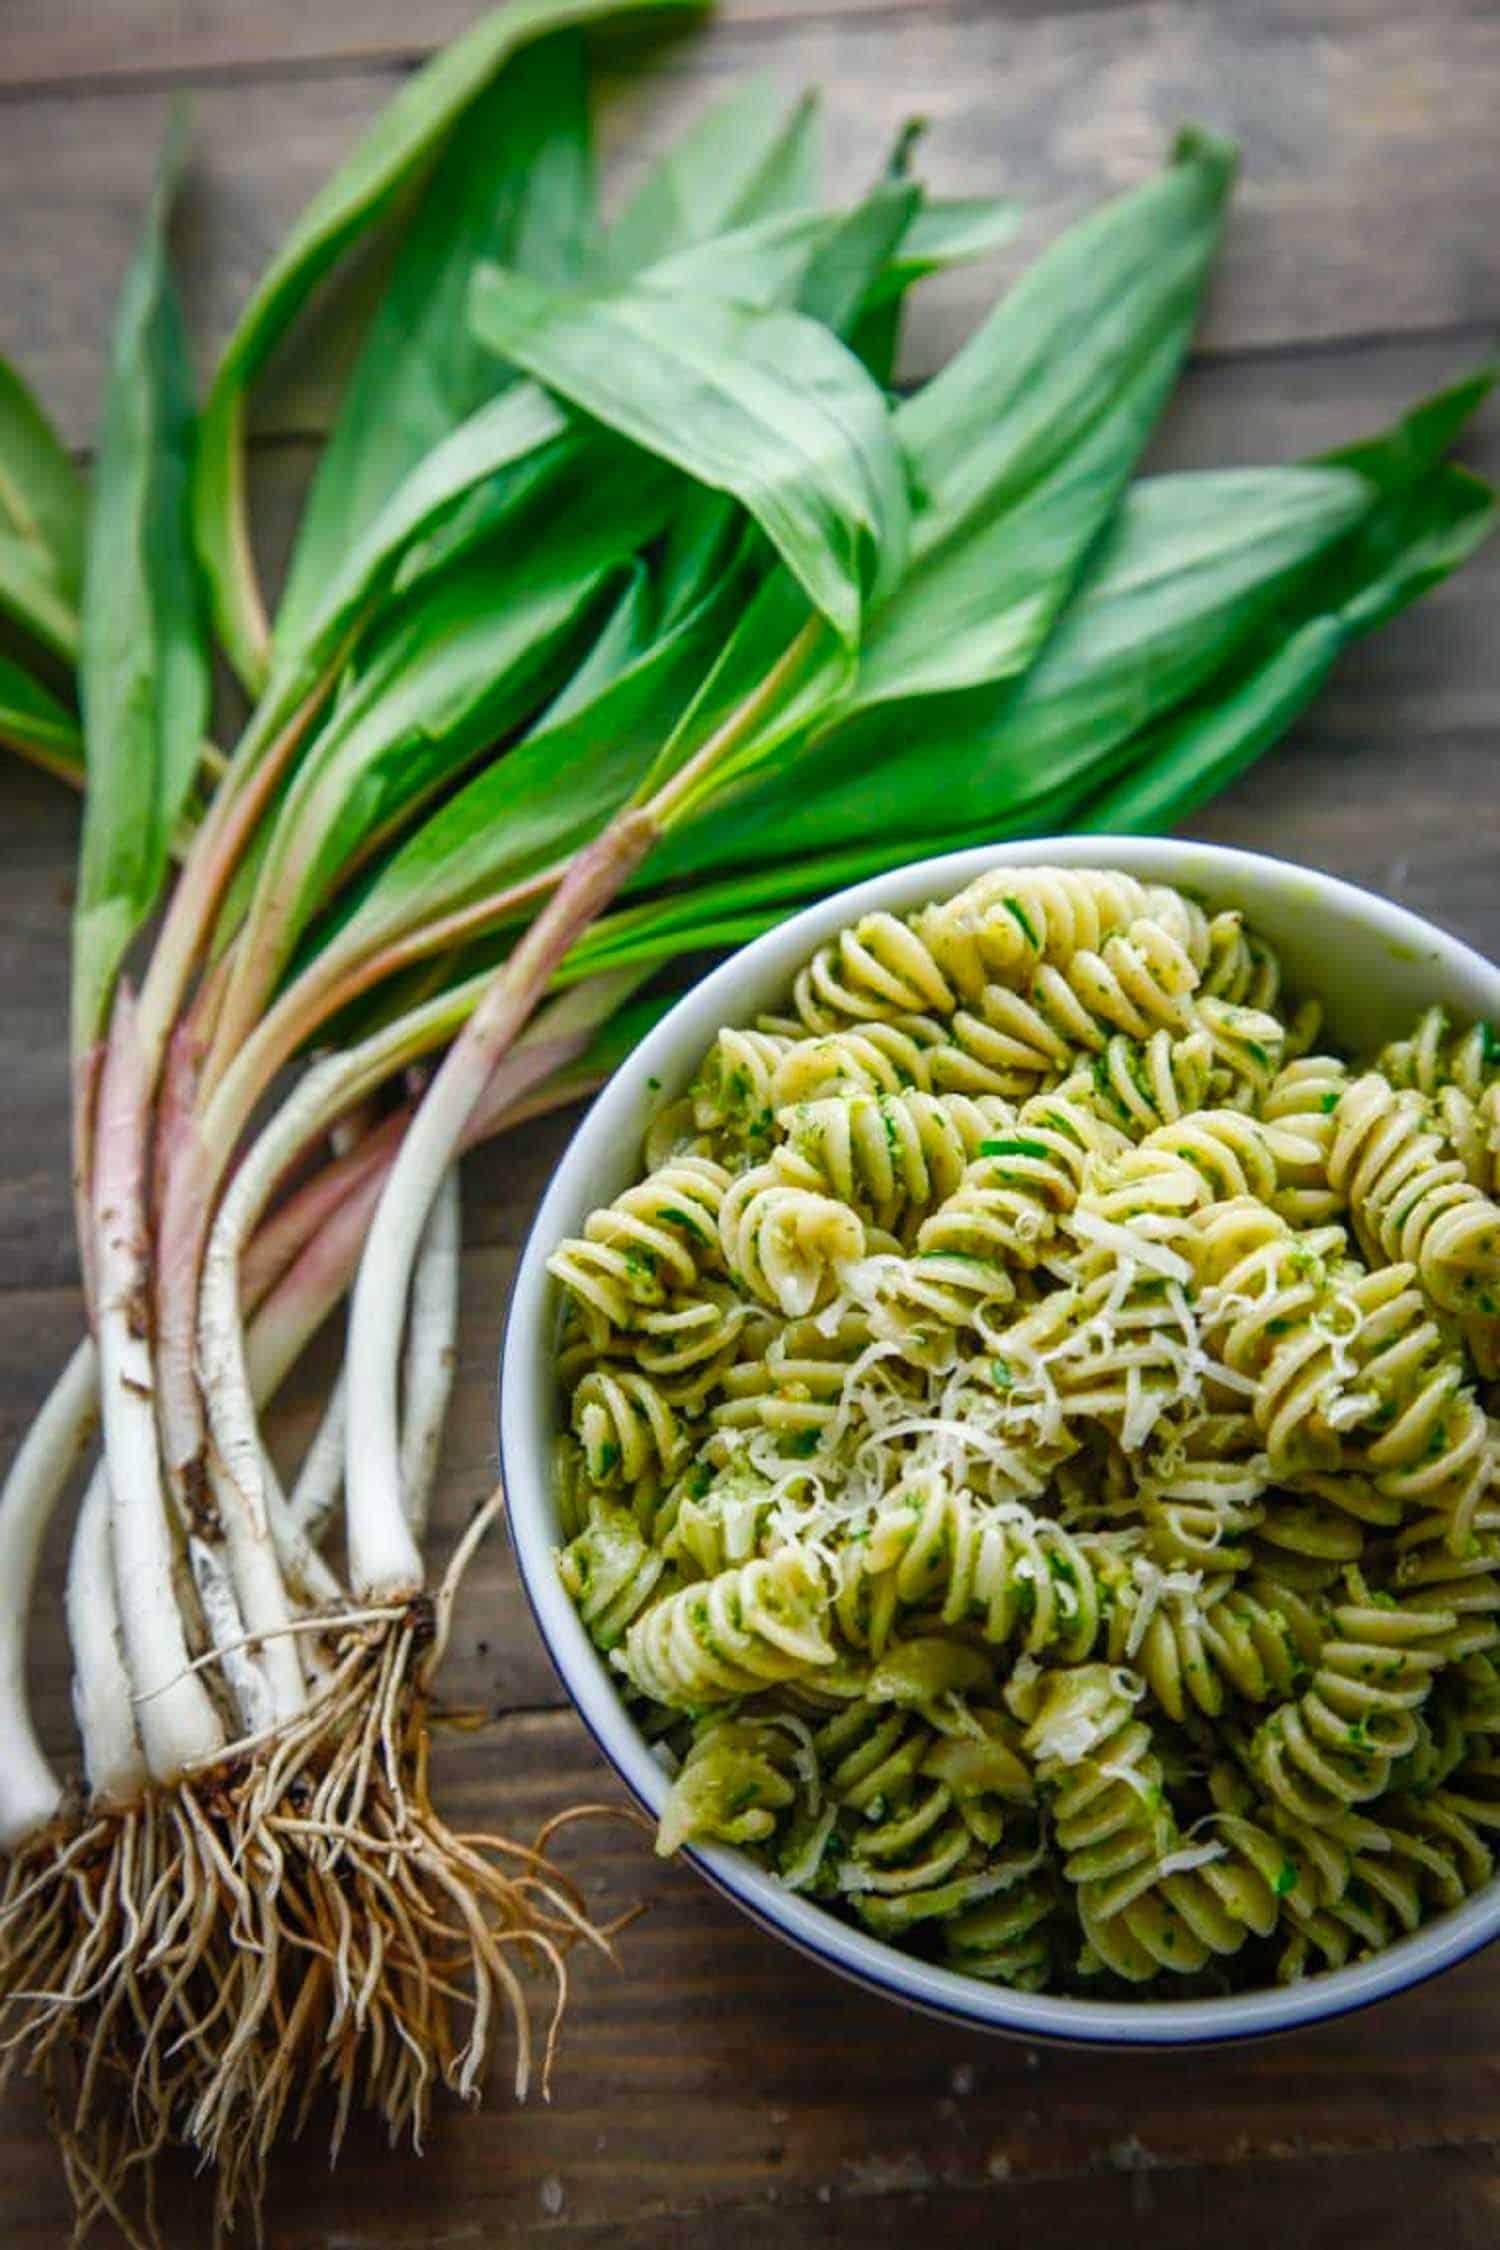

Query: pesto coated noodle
547 866 1500 1995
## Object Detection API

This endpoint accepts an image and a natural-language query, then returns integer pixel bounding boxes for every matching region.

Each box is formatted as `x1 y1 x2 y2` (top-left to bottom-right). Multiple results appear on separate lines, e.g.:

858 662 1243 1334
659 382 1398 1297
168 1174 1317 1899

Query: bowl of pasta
500 835 1500 2045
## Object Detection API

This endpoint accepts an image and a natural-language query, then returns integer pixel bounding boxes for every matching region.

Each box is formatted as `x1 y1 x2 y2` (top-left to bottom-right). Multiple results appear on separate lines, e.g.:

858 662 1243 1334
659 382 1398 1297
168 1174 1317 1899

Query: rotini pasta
617 1549 837 1709
558 1495 673 1649
572 1365 688 1487
1019 1664 1173 1922
1378 1006 1500 1104
828 1469 1115 1661
655 1712 807 1856
916 1091 1127 1269
548 1154 731 1332
942 1875 1056 1989
717 1155 867 1316
689 1026 792 1149
1191 994 1287 1111
1247 1573 1460 1825
1068 1028 1214 1137
1328 1072 1500 1315
1260 1053 1352 1225
767 1017 954 1106
790 911 959 1030
816 1695 1042 1935
776 1090 1013 1237
912 866 1200 1000
551 866 1500 1996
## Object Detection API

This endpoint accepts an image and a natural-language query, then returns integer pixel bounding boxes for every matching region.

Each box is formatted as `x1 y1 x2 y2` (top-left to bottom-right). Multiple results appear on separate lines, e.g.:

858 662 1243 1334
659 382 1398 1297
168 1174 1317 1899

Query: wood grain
0 0 1451 91
3 0 1500 2242
2 1 1499 447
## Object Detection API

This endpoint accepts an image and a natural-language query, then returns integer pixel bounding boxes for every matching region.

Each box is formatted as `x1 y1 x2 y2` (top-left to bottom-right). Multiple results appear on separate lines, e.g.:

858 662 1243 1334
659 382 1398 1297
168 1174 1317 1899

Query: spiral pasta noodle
1069 1028 1215 1137
1136 1406 1270 1570
1247 1574 1461 1826
617 1549 837 1709
850 1248 1019 1371
815 1697 1040 1935
548 1154 731 1332
1260 1053 1352 1224
620 1283 765 1403
912 866 1199 999
916 1091 1127 1269
830 1472 1112 1661
1019 1664 1173 1922
712 1309 900 1442
768 1018 955 1106
1328 1071 1500 1315
655 1713 806 1856
1079 1807 1295 1983
690 1026 792 1148
777 1090 1013 1237
558 1498 673 1650
1203 908 1322 1057
1378 1006 1500 1104
790 911 960 1030
942 1876 1056 1989
1192 995 1287 1112
550 864 1500 1996
717 1156 866 1316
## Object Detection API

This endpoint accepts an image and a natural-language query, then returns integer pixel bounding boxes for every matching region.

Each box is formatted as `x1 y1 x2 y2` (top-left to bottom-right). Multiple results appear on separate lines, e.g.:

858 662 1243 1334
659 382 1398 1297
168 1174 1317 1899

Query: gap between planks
0 0 1431 103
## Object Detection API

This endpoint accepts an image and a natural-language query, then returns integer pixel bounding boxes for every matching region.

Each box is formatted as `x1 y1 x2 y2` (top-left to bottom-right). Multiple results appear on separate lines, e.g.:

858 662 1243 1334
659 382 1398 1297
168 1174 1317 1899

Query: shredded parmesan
765 1712 822 1805
1068 1208 1193 1283
1153 1838 1229 1879
1124 1556 1204 1658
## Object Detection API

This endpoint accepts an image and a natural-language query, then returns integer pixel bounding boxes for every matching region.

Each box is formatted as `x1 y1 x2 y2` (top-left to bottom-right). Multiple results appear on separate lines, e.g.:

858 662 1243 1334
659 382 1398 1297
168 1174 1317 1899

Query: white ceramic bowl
501 835 1500 2046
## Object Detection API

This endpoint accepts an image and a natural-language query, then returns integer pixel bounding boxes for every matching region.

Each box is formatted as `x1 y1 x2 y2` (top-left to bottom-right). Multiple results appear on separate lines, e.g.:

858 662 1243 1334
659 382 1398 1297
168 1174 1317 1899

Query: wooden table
2 2 1499 2241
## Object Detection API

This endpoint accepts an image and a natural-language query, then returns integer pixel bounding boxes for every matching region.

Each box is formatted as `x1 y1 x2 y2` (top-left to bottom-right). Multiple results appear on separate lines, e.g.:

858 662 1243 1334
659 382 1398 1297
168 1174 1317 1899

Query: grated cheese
1068 1208 1193 1284
1153 1838 1229 1879
1124 1556 1204 1659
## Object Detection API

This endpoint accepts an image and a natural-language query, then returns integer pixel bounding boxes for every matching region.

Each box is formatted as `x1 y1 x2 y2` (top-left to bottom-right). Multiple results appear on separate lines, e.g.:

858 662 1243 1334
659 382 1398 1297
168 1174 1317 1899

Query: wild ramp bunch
0 0 1492 2237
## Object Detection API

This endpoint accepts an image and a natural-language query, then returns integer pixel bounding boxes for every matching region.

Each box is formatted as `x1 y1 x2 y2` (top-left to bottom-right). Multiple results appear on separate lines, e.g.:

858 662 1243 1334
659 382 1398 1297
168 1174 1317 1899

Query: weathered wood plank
507 2153 1500 2250
0 0 952 90
0 0 1452 92
3 7 1500 2233
1 2 1498 449
0 765 76 1297
5 1708 1500 2244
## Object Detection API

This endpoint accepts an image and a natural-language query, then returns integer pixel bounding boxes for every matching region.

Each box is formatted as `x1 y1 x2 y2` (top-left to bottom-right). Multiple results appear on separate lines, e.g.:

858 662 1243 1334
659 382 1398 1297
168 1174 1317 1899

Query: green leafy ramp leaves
470 265 910 647
601 75 823 280
0 653 84 786
193 0 705 692
615 133 1238 824
308 558 751 989
863 128 1236 709
565 450 1493 982
246 83 855 779
215 440 680 1026
642 461 1372 884
0 354 86 661
74 116 209 1055
1080 375 1499 829
275 31 597 656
